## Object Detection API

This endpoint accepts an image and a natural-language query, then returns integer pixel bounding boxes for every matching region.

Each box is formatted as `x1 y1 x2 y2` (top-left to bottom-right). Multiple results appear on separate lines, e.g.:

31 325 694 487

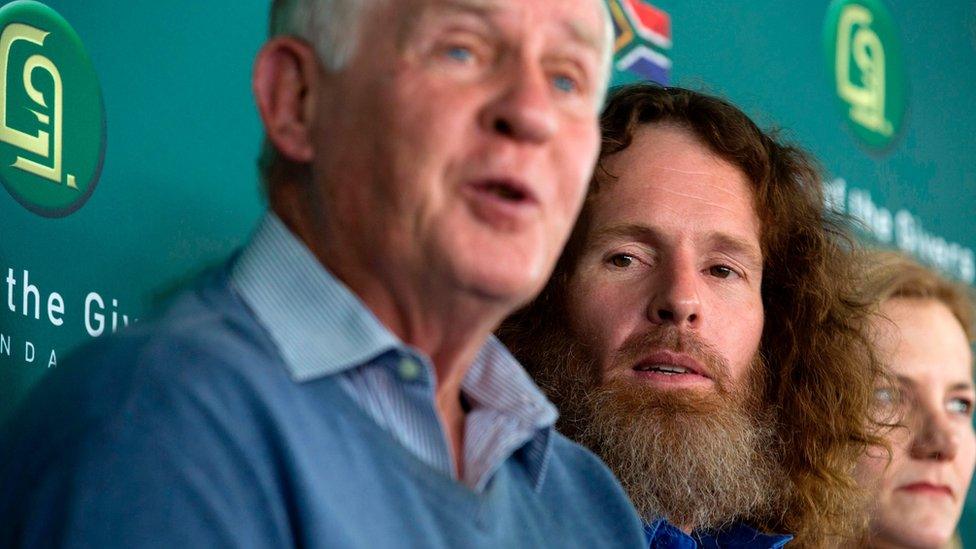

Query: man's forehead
402 0 607 50
589 178 761 244
594 127 761 241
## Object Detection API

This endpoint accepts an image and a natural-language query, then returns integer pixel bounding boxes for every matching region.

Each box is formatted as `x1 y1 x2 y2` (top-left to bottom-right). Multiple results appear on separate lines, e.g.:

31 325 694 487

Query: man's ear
253 37 320 163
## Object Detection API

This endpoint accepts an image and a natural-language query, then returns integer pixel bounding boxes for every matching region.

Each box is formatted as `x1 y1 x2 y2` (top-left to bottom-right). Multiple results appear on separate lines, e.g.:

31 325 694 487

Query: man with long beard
500 84 885 547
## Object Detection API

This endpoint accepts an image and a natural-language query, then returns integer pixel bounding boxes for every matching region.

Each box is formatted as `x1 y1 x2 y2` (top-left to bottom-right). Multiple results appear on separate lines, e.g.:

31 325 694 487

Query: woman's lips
896 482 954 499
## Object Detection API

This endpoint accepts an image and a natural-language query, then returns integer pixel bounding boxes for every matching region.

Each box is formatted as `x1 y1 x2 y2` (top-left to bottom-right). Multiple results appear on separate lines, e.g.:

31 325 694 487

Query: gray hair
269 0 375 72
269 0 612 75
259 0 613 195
259 0 374 198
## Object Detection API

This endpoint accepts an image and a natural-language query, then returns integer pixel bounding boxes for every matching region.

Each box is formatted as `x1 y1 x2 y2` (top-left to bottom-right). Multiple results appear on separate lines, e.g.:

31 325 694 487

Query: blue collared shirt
0 210 647 547
644 519 792 548
231 212 558 492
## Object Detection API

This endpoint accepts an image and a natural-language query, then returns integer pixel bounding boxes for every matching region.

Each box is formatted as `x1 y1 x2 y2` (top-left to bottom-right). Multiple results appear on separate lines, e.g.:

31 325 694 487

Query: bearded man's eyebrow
590 223 658 245
704 232 762 269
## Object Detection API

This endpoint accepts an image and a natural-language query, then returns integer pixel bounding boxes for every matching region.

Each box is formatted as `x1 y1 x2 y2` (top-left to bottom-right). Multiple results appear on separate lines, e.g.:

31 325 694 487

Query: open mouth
463 177 540 230
629 350 712 386
472 179 535 204
633 364 697 375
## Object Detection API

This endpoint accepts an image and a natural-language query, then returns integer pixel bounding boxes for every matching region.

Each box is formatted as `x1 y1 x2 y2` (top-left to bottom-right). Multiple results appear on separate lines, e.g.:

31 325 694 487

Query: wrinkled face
310 0 608 307
857 298 976 548
565 124 765 397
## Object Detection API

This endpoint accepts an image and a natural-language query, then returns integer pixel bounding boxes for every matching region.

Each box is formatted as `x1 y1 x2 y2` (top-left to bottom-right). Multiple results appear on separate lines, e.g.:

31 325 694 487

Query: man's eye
552 74 578 93
443 45 474 63
608 254 634 268
708 265 736 279
947 397 973 416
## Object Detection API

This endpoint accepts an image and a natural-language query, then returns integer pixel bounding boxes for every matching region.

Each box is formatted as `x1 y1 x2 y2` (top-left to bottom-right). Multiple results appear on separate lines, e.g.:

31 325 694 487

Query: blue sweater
0 266 645 548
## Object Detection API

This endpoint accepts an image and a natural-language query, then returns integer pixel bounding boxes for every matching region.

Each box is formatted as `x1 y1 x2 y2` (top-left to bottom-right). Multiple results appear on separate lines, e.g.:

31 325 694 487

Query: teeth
635 364 690 374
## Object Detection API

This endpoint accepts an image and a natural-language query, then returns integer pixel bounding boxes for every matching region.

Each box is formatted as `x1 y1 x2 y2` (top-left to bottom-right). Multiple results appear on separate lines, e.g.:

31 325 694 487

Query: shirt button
398 357 421 381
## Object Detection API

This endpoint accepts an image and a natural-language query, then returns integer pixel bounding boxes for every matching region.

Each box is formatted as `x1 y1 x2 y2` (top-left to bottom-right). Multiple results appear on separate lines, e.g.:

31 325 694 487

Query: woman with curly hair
850 252 975 548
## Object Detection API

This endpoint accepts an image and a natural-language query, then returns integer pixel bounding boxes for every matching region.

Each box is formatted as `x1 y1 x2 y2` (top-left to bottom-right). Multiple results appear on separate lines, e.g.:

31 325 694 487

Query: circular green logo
823 0 906 150
0 1 104 217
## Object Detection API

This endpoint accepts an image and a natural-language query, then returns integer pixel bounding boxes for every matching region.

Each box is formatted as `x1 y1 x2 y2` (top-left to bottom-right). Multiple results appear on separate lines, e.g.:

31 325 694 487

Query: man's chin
573 378 784 531
618 370 718 392
437 233 555 307
501 302 784 532
598 376 731 416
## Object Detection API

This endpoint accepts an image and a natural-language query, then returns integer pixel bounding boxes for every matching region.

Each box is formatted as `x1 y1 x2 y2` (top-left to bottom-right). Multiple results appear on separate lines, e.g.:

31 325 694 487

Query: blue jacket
645 518 792 548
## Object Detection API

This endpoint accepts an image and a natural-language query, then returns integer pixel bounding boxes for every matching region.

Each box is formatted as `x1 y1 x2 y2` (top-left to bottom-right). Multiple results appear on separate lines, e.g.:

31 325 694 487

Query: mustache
612 328 733 391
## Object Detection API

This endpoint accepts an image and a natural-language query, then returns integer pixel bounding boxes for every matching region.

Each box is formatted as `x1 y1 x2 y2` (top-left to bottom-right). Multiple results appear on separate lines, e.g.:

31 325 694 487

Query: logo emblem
0 1 105 217
607 0 672 85
824 0 906 149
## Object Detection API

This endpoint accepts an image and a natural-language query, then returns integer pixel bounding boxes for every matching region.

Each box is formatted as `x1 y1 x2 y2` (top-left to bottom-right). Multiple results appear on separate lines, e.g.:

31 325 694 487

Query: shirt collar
230 211 558 427
232 213 559 487
231 212 401 382
463 336 558 492
463 337 558 430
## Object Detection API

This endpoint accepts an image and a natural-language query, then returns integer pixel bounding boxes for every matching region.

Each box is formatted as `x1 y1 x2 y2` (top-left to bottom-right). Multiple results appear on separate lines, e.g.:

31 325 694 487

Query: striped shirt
231 212 558 492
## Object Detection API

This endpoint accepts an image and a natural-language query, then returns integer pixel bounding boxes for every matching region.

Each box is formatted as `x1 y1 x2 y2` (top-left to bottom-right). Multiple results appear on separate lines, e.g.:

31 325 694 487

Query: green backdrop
0 0 973 542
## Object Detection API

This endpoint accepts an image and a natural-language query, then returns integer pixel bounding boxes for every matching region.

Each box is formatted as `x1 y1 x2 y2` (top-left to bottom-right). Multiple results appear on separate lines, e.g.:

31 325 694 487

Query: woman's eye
875 387 894 402
947 397 973 416
608 254 634 268
708 265 736 279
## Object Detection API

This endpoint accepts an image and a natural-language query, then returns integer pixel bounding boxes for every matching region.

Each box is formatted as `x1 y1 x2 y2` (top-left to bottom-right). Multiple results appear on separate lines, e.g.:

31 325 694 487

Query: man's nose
480 60 558 144
909 406 959 462
646 256 702 329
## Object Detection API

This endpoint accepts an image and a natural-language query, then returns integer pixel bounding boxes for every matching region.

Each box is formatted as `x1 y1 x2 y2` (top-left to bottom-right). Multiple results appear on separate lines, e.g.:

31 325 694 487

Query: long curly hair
500 84 886 546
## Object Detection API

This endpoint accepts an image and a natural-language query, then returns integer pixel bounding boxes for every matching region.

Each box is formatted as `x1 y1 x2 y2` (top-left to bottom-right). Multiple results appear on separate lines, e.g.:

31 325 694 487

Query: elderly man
500 84 885 548
0 1 645 547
